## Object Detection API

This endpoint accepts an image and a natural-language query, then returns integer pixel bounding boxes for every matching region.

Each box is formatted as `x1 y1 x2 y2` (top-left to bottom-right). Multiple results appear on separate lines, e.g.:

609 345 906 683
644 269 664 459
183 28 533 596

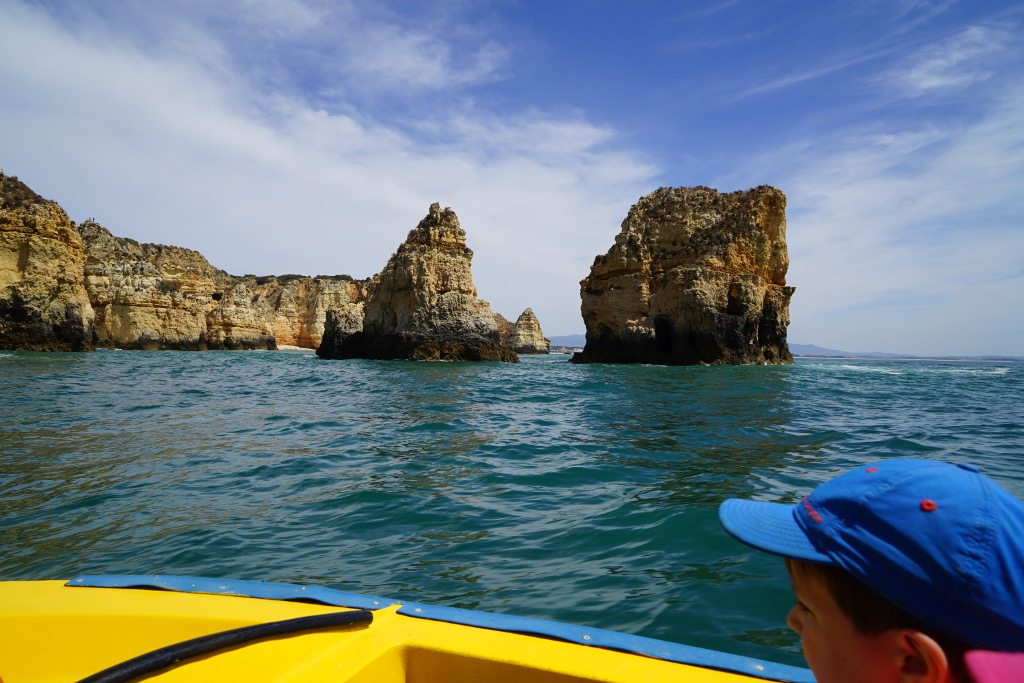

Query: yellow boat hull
0 578 812 682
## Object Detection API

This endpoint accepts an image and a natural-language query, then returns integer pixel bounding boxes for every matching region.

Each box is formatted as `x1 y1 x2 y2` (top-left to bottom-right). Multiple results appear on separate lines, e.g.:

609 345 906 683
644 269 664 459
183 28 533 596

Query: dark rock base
318 332 518 362
571 318 793 366
0 297 95 351
93 336 278 351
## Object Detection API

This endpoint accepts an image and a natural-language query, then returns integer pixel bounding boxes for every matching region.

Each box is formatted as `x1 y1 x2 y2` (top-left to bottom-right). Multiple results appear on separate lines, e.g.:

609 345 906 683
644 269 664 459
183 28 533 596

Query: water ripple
0 352 1021 668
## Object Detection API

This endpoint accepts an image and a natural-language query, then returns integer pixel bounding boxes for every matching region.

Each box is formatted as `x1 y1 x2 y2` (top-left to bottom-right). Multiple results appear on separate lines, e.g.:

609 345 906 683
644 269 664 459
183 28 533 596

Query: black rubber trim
77 609 373 683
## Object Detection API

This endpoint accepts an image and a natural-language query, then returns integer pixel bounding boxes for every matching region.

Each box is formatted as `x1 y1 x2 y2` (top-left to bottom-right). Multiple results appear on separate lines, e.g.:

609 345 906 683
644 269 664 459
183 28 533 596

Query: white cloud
894 0 956 23
5 0 1020 353
753 86 1024 355
0 0 654 337
735 49 890 99
881 24 1018 96
231 0 326 35
340 24 509 92
698 0 746 18
706 13 1024 355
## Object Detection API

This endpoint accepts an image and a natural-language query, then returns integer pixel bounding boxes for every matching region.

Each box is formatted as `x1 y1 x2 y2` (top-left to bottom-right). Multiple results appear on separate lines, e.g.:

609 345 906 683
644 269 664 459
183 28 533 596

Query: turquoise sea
1 350 1022 668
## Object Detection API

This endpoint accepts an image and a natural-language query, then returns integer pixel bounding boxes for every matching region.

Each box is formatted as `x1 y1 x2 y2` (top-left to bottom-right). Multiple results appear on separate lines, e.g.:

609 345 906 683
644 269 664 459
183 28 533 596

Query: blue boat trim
66 575 814 683
397 602 814 683
66 575 396 611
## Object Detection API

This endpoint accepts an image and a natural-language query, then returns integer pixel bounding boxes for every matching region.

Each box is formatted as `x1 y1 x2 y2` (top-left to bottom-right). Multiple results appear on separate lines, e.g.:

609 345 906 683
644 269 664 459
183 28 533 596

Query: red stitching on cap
803 498 823 523
866 467 878 473
920 499 937 512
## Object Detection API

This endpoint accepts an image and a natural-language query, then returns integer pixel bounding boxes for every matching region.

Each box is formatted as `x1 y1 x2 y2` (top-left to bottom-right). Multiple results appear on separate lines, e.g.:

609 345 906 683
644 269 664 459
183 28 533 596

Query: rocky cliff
80 220 236 349
0 173 95 350
0 174 370 351
505 308 550 354
80 221 370 350
318 203 517 361
1 176 541 357
572 186 794 365
250 275 367 350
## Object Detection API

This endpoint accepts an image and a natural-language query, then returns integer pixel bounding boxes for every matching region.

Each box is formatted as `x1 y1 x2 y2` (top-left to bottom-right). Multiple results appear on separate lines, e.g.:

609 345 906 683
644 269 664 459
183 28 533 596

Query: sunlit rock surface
318 203 517 362
573 186 794 365
81 221 370 350
506 308 550 354
0 174 368 351
0 173 95 350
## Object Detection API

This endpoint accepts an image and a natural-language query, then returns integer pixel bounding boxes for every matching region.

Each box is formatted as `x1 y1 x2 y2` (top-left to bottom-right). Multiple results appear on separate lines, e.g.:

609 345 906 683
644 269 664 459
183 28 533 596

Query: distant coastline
548 334 586 348
789 343 1023 363
550 337 1023 363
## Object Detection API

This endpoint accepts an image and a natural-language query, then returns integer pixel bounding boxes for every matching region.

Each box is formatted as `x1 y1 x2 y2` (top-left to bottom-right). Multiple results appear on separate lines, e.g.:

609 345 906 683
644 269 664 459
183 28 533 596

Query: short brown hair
786 558 969 678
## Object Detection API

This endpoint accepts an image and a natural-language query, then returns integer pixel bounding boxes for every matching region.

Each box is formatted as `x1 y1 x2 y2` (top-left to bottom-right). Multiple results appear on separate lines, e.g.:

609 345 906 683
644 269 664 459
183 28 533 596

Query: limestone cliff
506 308 550 354
0 173 95 350
80 221 368 350
318 203 517 362
249 275 367 349
493 312 514 345
314 273 375 358
1 176 528 356
0 172 370 352
572 186 794 365
80 220 233 349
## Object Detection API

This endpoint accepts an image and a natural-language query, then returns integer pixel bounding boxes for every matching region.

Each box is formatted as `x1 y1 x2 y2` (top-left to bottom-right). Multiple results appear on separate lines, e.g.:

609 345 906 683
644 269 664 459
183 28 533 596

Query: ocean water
1 350 1022 667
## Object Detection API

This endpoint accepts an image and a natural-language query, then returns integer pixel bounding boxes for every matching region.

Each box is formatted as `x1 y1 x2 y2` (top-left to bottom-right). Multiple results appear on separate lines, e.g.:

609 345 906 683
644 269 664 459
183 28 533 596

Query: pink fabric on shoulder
966 651 1024 683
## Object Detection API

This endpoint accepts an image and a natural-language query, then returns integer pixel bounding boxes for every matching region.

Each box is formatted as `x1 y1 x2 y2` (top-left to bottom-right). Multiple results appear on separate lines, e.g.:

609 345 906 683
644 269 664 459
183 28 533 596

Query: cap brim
719 498 832 563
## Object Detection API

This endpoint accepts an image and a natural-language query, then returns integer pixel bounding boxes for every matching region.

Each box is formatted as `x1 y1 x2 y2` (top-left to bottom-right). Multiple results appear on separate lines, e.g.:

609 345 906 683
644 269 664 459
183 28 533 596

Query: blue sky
1 0 1022 355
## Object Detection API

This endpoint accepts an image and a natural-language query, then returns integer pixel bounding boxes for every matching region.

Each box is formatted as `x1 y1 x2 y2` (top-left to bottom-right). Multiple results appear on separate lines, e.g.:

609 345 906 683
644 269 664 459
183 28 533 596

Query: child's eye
794 600 809 613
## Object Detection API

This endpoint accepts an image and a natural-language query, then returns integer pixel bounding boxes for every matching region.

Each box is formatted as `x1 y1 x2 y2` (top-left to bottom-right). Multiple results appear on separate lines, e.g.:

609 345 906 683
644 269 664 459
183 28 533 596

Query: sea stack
506 308 550 354
0 173 95 351
572 186 794 365
317 203 517 361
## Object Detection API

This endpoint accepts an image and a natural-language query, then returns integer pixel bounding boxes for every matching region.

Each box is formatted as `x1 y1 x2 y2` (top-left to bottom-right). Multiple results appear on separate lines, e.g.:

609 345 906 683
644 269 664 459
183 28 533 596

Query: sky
1 1 1022 355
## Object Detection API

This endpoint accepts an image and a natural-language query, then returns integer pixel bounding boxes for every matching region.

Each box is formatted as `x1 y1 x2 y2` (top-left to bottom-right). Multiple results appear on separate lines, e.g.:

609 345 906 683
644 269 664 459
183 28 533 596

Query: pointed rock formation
494 309 550 354
572 186 794 365
507 308 550 354
0 173 95 350
318 203 517 361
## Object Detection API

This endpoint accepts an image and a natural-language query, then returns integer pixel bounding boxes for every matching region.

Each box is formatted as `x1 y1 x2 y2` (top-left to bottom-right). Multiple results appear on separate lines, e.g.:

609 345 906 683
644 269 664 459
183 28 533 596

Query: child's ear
896 630 950 683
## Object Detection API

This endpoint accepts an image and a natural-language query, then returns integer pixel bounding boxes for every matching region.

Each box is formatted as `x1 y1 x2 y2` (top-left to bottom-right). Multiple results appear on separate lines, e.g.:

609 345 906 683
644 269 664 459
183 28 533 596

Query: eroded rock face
2 176 522 356
80 221 369 350
493 312 514 343
0 174 95 350
80 220 231 349
573 186 794 365
252 275 366 349
296 274 373 358
318 203 517 361
0 175 370 352
507 308 550 354
0 176 370 352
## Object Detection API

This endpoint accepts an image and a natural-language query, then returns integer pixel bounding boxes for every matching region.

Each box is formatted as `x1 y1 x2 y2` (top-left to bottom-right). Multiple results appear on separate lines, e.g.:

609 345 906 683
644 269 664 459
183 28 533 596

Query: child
719 459 1024 683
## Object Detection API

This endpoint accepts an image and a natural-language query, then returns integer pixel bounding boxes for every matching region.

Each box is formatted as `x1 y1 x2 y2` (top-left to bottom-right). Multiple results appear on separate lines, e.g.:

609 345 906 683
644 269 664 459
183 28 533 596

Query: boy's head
718 459 1024 682
785 556 970 682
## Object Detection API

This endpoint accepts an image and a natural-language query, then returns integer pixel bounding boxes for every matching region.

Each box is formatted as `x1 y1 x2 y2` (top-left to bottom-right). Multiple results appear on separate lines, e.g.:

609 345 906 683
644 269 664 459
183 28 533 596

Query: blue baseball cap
719 459 1024 651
